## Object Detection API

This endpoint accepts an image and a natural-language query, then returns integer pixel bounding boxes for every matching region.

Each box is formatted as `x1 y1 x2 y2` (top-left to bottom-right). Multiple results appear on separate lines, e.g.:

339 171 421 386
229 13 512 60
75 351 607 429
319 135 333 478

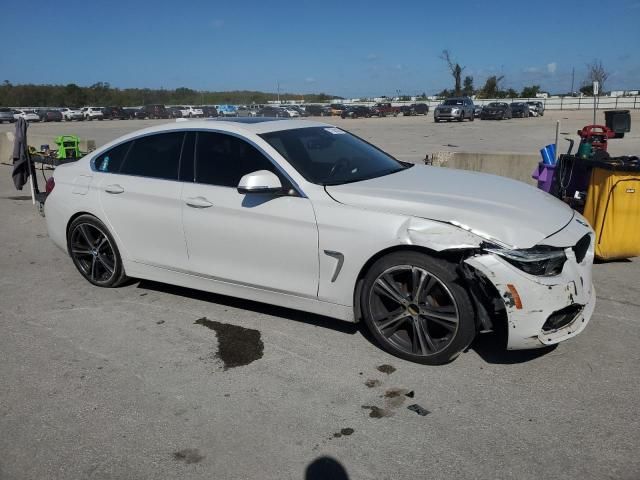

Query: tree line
0 81 339 107
438 51 611 99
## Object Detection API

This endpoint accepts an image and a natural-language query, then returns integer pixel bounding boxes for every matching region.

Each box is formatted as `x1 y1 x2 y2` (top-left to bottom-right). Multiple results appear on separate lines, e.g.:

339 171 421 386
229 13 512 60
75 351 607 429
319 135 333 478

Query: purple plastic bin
532 162 557 193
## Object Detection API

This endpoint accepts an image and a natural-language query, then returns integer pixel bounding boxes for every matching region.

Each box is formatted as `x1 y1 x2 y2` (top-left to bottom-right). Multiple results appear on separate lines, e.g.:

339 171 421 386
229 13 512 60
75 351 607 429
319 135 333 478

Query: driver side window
194 132 282 188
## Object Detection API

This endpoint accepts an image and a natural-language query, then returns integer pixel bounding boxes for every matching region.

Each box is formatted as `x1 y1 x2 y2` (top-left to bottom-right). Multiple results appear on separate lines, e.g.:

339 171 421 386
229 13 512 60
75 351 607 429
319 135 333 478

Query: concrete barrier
0 132 15 165
427 151 540 185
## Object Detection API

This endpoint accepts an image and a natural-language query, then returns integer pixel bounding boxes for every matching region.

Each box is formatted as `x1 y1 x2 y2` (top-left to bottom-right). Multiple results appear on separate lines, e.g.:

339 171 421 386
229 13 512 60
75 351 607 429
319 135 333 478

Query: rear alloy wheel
67 215 127 287
361 252 476 365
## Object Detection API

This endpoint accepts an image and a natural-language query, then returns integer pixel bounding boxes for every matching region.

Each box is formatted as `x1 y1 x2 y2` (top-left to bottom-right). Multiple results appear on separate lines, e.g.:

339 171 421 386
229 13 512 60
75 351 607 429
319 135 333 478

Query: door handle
185 196 213 208
105 184 124 194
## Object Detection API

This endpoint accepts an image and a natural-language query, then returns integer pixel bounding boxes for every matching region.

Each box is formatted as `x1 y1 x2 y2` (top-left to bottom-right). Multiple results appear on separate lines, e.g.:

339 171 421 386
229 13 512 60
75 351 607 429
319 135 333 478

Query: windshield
443 99 464 105
260 126 409 186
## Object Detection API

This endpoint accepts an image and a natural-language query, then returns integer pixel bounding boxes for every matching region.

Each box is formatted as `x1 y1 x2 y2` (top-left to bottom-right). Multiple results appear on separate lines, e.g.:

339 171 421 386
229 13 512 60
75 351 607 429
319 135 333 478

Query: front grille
542 304 583 332
573 234 591 263
440 108 451 113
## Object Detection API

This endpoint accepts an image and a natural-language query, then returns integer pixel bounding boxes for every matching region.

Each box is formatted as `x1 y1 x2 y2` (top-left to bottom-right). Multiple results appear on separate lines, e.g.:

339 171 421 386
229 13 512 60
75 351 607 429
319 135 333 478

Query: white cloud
547 62 557 74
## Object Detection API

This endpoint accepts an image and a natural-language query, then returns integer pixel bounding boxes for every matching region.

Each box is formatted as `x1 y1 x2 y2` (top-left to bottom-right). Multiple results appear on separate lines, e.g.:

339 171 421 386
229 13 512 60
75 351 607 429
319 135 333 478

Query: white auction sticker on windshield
324 127 345 135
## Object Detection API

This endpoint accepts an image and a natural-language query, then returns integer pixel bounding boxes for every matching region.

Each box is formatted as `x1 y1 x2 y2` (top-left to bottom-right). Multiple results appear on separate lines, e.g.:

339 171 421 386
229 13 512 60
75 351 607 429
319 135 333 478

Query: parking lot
1 112 639 480
2 109 640 163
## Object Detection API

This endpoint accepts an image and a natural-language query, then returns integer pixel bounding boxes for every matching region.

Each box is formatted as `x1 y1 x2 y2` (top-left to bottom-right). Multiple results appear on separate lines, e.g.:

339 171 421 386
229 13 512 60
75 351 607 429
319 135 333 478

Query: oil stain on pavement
172 448 204 464
194 317 264 370
376 364 396 374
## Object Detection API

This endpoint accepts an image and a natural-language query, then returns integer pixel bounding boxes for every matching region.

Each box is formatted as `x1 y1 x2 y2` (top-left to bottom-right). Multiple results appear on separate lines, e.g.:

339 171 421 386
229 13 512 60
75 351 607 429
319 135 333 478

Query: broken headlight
484 245 567 276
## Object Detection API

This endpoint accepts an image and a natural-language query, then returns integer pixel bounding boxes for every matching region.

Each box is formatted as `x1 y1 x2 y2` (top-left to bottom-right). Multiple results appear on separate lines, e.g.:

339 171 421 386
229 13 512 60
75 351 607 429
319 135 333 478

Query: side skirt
125 260 355 322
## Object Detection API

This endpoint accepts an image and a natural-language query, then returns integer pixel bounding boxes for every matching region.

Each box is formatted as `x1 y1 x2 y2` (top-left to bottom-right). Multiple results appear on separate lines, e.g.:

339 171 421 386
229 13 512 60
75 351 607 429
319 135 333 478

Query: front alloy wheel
361 252 475 365
67 215 127 287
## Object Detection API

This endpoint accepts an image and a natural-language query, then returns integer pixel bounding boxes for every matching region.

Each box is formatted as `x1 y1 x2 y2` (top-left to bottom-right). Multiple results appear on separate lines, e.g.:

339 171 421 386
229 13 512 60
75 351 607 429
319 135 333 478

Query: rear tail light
45 177 55 195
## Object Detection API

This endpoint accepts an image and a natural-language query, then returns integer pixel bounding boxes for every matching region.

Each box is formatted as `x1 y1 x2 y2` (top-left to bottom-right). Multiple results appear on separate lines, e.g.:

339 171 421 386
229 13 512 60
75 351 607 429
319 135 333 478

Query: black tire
434 118 440 123
67 215 128 288
360 251 476 365
470 112 474 121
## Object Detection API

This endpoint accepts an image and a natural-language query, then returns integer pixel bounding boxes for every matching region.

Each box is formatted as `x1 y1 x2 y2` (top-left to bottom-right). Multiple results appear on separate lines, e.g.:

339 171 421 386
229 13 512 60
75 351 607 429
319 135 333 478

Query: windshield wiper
322 166 410 186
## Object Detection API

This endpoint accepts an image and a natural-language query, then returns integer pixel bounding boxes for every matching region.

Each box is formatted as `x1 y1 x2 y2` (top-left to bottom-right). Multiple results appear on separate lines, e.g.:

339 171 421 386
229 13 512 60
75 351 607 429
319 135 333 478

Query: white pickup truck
81 107 104 121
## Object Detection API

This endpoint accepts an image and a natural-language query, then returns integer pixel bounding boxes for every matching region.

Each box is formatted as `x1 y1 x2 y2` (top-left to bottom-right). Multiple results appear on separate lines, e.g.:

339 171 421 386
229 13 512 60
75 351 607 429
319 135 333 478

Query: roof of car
91 118 335 153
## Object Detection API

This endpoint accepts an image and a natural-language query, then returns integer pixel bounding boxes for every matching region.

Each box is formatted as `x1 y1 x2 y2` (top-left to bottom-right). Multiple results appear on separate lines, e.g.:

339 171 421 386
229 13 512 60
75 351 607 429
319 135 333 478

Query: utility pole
571 67 575 95
277 81 280 104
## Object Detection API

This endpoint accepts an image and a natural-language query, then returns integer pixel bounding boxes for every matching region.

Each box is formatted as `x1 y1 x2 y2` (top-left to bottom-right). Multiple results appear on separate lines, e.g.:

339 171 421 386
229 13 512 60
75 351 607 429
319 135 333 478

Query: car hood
325 165 574 249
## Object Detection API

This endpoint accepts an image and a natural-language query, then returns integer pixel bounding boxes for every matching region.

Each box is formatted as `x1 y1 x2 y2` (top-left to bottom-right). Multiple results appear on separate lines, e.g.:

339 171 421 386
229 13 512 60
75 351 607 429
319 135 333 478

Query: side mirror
237 170 282 194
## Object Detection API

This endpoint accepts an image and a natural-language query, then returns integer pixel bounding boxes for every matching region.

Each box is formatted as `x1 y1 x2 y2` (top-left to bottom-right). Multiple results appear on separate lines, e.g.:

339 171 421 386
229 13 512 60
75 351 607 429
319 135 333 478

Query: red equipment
577 125 616 152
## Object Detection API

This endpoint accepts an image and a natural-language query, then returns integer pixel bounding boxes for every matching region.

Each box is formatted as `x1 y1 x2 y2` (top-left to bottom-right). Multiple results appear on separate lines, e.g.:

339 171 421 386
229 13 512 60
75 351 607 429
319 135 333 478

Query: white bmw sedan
45 118 595 364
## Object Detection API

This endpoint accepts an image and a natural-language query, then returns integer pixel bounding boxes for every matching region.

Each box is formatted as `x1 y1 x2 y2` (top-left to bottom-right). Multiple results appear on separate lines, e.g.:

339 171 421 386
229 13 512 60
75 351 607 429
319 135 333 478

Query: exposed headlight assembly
484 245 567 276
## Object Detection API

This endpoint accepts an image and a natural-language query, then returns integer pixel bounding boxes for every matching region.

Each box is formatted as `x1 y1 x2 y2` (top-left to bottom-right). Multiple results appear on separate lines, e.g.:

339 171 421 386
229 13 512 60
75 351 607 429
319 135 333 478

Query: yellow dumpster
583 166 640 260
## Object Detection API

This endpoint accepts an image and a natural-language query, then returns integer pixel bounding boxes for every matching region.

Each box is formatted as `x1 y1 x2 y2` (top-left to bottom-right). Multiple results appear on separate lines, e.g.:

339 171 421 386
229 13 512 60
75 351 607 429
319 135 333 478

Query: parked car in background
45 118 596 365
60 107 83 121
167 107 183 118
400 103 430 116
36 109 63 122
217 105 238 117
185 106 204 118
279 107 300 118
302 105 327 116
434 98 475 122
480 102 513 120
143 104 169 119
236 105 259 117
290 105 309 117
201 106 218 118
474 105 483 118
341 105 372 119
510 102 530 118
102 106 128 120
123 107 146 119
14 109 40 122
371 102 401 117
82 107 104 121
527 101 545 117
0 107 17 123
329 104 346 116
257 106 287 117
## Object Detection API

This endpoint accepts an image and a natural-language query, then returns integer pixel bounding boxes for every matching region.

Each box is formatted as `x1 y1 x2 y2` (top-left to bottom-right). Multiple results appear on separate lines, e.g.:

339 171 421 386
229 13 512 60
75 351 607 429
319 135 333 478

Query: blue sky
2 0 639 97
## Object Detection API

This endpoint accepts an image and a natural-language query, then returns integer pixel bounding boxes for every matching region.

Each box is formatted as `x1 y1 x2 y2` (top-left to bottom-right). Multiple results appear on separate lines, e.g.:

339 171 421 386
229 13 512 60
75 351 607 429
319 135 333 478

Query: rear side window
120 132 184 180
94 141 132 173
195 132 279 187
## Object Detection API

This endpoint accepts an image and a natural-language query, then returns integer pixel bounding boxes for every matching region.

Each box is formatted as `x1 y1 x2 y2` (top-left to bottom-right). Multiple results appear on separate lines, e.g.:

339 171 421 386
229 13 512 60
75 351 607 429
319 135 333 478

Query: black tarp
11 118 38 192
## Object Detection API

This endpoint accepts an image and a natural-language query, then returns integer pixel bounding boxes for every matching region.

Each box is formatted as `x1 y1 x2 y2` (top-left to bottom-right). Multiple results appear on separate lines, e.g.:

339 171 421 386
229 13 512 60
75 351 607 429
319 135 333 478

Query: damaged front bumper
465 235 595 350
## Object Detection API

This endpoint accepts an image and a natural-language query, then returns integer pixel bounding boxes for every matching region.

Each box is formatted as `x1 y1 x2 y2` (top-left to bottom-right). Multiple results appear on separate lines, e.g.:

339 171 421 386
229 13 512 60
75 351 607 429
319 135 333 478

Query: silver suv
434 97 475 122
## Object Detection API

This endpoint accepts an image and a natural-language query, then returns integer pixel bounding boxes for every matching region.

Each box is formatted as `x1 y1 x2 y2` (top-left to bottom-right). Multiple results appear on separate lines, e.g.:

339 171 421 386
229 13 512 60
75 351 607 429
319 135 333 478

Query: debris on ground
407 404 430 416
